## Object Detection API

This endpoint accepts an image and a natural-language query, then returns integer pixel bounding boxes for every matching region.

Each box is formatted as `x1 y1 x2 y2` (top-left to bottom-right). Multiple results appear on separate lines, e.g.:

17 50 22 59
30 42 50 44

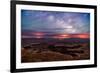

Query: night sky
21 10 90 39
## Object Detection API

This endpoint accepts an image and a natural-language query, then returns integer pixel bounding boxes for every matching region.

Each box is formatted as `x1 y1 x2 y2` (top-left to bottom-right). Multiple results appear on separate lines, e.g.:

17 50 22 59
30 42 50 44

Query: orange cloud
53 34 89 39
73 34 90 39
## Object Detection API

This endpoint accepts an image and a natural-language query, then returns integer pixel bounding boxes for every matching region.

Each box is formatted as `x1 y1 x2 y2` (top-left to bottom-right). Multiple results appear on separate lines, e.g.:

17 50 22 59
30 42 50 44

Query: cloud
47 15 55 21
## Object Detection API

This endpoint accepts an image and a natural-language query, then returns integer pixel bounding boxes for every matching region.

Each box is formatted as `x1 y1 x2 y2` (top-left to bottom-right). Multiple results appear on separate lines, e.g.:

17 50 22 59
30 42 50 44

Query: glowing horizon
22 32 89 39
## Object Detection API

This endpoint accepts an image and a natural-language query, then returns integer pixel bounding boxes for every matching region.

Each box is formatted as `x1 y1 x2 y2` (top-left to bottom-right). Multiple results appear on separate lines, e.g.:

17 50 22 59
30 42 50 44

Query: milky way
21 10 90 38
